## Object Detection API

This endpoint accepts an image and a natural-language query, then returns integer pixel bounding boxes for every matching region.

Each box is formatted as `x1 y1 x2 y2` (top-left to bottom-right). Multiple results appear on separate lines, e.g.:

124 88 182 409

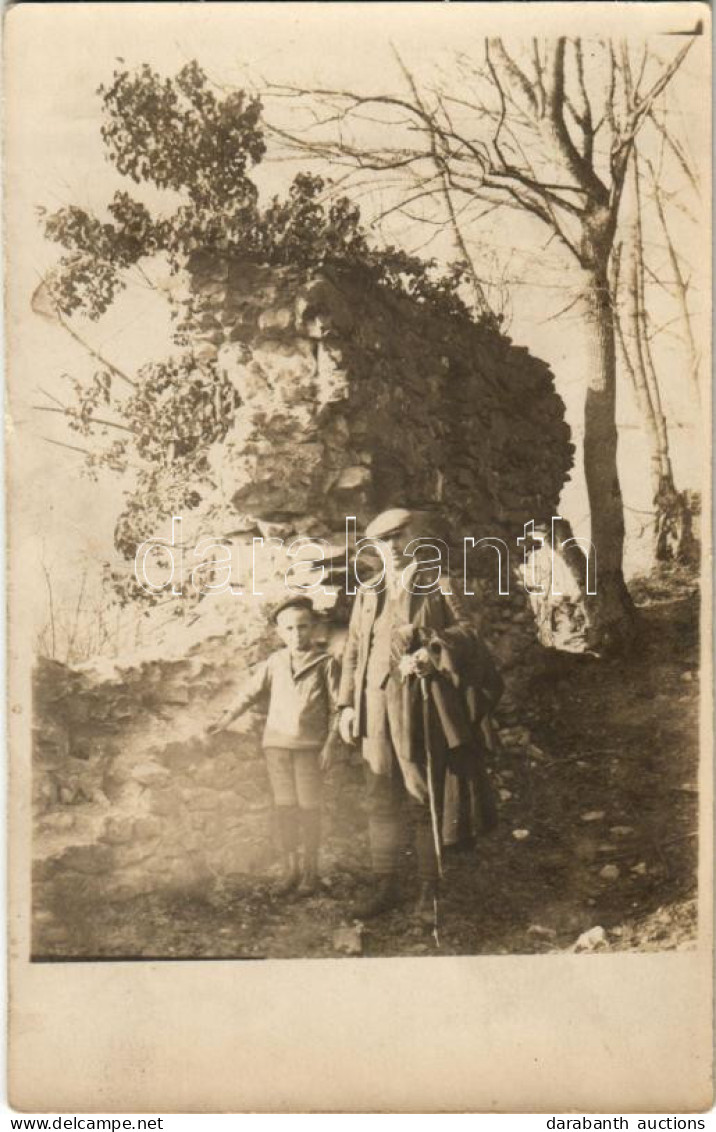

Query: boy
208 596 341 897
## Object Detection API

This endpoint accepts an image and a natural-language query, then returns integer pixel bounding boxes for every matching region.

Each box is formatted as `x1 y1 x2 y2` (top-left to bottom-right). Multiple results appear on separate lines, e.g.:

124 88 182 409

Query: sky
5 2 711 638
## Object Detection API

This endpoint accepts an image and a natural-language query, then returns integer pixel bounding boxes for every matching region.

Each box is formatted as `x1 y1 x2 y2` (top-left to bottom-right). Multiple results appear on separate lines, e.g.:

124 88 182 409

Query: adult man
337 507 487 921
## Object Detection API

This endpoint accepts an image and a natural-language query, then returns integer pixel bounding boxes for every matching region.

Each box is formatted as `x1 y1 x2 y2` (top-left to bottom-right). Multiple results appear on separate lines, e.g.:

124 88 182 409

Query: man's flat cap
365 508 413 540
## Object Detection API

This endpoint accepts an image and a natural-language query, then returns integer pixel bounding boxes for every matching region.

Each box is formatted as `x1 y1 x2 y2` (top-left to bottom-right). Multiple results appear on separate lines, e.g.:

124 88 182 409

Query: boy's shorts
264 746 322 808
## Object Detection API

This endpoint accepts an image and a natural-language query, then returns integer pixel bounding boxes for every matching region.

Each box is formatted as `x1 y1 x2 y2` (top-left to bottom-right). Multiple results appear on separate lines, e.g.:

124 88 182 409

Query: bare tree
40 561 57 659
36 557 132 662
612 147 697 565
646 157 702 405
265 37 694 648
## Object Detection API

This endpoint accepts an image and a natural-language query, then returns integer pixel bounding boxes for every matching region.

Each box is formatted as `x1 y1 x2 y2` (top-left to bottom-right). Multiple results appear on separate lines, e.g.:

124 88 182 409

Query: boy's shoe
274 854 300 896
296 846 320 896
354 875 399 920
414 881 439 927
297 809 321 896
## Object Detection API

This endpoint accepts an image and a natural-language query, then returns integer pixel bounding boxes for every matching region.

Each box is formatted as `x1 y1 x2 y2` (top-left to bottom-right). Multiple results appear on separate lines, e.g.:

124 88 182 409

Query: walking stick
420 675 443 947
420 676 443 880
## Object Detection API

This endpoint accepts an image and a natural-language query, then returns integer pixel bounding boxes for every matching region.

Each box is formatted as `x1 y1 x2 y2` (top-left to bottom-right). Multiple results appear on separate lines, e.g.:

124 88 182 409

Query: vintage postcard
5 0 713 1112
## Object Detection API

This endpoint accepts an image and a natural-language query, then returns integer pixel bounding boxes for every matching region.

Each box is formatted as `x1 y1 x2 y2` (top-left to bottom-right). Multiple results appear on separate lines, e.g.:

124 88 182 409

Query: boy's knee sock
294 750 323 810
300 808 321 863
276 806 300 856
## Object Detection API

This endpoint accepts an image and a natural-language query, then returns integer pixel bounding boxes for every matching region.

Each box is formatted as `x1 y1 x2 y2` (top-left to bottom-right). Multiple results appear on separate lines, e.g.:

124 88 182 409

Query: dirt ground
35 567 701 961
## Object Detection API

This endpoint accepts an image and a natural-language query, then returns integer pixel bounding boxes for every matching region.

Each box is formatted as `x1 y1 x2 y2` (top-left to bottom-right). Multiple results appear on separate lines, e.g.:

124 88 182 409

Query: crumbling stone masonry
32 256 574 951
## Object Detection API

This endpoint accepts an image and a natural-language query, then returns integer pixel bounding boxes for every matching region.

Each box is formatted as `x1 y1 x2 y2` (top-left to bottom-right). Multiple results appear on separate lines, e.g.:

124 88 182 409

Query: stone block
133 816 164 842
194 341 219 363
258 307 294 332
334 466 371 492
40 811 76 834
129 761 171 786
157 832 204 858
183 786 221 812
100 816 136 845
149 788 187 818
58 845 113 876
101 778 146 810
111 840 160 868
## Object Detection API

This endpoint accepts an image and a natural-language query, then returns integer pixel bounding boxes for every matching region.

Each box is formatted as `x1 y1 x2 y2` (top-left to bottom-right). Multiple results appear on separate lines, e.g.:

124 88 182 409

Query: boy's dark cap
270 595 315 624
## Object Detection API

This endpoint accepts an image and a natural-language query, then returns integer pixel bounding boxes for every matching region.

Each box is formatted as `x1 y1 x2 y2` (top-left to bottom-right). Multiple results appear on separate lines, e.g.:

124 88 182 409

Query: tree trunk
613 164 696 566
614 259 696 567
623 232 678 563
580 265 638 651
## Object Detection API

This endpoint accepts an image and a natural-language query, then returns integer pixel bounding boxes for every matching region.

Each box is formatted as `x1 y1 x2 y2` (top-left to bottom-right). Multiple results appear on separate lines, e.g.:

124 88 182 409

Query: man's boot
355 874 399 920
414 880 439 927
274 807 300 896
275 853 300 896
297 809 321 897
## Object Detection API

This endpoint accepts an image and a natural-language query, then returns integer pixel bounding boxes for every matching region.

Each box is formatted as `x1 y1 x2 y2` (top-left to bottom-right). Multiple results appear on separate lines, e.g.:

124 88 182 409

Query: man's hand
401 761 428 804
411 647 433 678
398 646 433 680
339 707 357 745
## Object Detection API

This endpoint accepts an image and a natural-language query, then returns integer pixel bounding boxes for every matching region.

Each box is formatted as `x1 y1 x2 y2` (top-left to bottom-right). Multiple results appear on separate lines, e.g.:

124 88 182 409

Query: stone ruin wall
32 256 574 953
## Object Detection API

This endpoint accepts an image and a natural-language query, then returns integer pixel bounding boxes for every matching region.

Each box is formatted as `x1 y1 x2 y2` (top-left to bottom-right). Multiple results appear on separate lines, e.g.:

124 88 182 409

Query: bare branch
645 155 702 402
572 39 594 165
604 41 618 137
545 38 608 203
646 106 701 195
612 237 665 496
610 40 694 191
41 562 57 658
37 385 66 410
66 568 88 663
631 153 673 483
488 39 539 113
39 435 91 456
32 279 138 390
478 45 587 222
32 404 133 433
531 39 547 115
484 39 510 166
631 40 694 129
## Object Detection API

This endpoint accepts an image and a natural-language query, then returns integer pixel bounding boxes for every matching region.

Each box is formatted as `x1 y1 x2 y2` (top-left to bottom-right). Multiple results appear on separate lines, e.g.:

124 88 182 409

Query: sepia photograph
5 0 712 1112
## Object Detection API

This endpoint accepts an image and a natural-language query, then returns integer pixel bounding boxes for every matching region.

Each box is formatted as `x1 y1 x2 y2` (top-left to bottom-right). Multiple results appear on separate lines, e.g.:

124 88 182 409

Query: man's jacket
338 575 501 770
